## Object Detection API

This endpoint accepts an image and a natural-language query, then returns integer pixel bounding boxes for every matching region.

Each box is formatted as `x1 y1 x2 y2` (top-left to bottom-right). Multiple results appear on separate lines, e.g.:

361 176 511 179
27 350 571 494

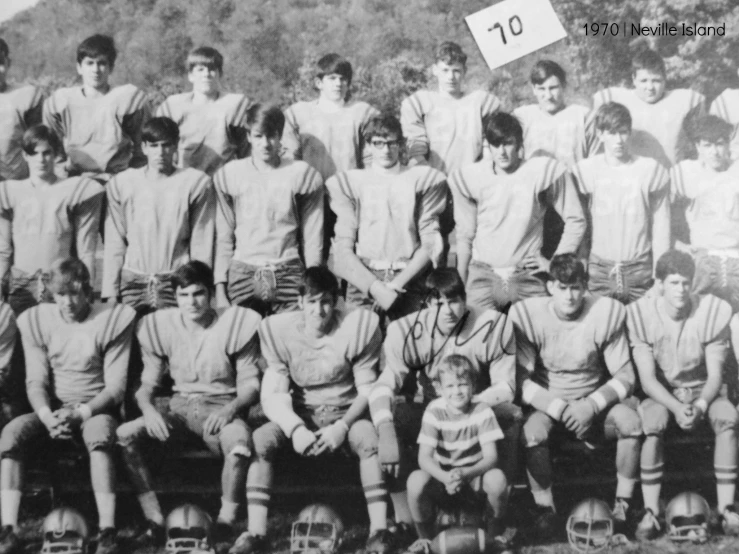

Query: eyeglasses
370 139 401 149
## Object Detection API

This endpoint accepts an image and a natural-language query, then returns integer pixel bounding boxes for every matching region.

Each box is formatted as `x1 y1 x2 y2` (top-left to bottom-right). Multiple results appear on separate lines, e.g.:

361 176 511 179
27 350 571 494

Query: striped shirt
18 302 136 407
513 103 591 167
418 398 503 471
627 293 731 389
709 89 739 160
103 167 215 299
213 157 324 284
449 157 585 269
326 164 447 292
573 154 669 262
401 90 500 174
139 306 262 396
156 92 251 175
282 100 379 179
0 84 44 180
43 84 149 175
0 176 104 283
0 302 17 388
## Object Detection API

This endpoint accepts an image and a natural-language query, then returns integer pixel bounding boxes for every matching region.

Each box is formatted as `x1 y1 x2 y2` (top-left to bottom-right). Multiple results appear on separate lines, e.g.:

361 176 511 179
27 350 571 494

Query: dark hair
47 258 93 297
316 53 353 85
77 34 117 67
594 102 632 133
246 104 285 137
530 60 566 86
0 39 8 60
631 49 665 77
426 268 466 301
363 114 404 143
435 354 478 386
483 112 523 149
187 46 224 74
22 125 62 156
299 266 339 299
435 41 467 67
172 260 215 292
689 114 733 145
141 117 180 144
655 250 695 282
549 253 588 285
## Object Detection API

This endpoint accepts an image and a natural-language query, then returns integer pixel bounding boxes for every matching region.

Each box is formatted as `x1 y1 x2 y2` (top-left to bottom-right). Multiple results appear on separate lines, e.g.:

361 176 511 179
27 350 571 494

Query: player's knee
252 422 284 462
406 469 433 496
613 407 642 438
348 419 379 459
711 402 739 434
116 418 146 447
220 420 252 458
0 414 35 458
82 414 117 452
639 401 669 436
521 415 550 447
481 468 507 497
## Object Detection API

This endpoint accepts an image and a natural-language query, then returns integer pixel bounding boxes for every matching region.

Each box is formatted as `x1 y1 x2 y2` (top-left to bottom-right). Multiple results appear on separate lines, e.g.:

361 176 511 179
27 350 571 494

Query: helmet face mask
41 507 89 554
666 492 712 544
165 504 214 554
566 499 614 553
290 504 344 554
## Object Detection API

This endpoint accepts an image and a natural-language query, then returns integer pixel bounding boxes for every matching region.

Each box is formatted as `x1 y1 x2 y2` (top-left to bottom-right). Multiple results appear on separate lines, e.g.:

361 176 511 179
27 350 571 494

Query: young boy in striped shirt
405 354 506 553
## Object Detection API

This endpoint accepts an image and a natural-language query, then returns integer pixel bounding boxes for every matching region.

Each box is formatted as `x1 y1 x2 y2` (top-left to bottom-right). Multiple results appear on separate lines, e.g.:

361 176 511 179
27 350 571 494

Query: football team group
0 29 736 554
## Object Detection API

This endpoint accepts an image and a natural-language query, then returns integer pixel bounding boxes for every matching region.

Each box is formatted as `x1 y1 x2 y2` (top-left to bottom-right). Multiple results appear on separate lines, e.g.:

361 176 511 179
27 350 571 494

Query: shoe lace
724 508 739 525
612 498 629 521
641 509 661 531
99 528 116 545
407 538 432 554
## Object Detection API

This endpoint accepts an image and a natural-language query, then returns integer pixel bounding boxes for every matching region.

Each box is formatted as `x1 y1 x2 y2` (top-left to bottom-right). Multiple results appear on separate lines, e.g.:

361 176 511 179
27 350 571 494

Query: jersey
282 100 379 179
709 89 739 160
418 398 503 471
156 92 250 175
138 305 261 396
0 84 44 180
213 157 324 284
627 294 731 389
449 157 585 268
43 84 148 175
18 302 136 408
573 154 669 261
401 89 500 174
259 304 381 410
0 176 104 282
591 87 705 168
670 160 739 251
0 302 17 389
510 295 634 418
103 167 215 299
326 164 447 293
513 103 590 166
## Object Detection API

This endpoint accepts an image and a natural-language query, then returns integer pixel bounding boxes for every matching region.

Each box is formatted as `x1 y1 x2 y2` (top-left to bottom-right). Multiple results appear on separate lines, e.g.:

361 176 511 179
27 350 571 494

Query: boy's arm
400 95 429 165
296 167 324 268
188 175 216 269
213 169 236 297
459 441 498 481
548 171 586 256
72 179 105 289
448 170 477 283
0 183 13 284
459 406 502 481
650 181 671 271
102 179 127 300
700 332 728 411
418 443 449 483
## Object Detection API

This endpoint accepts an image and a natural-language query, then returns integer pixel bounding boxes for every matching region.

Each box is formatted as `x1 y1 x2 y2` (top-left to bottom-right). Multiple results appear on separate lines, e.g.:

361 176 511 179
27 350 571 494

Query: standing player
627 250 739 540
573 102 670 304
103 117 214 313
327 114 447 320
0 125 104 315
510 254 641 535
0 39 44 181
117 261 261 547
229 266 392 554
43 34 148 179
214 104 323 315
450 112 586 311
156 46 250 176
0 258 136 554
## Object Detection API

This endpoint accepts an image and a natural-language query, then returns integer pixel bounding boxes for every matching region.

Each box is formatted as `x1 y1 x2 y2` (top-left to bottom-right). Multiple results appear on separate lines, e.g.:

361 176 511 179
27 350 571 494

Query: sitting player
117 261 262 547
0 258 136 554
627 250 739 539
405 354 507 553
43 34 148 179
103 117 214 313
573 102 670 304
510 254 641 536
450 112 586 311
156 46 250 175
0 125 104 314
327 114 447 320
229 266 391 554
0 38 44 181
214 104 323 315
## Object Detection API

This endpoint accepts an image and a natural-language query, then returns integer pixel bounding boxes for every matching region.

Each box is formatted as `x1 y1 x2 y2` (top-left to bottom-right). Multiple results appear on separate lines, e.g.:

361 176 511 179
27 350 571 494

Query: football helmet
666 492 711 543
566 498 614 553
165 503 214 554
290 503 344 554
41 506 90 554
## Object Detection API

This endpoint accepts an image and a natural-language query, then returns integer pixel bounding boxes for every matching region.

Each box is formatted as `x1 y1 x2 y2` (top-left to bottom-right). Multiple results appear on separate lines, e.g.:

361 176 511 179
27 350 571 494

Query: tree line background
2 0 739 115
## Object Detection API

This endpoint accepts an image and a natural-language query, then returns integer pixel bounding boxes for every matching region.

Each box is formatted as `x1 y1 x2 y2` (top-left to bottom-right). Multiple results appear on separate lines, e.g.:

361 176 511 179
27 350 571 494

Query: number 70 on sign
465 0 568 71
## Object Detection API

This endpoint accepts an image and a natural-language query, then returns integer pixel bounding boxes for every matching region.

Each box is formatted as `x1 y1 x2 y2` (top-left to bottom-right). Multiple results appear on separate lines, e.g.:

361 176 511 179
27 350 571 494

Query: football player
117 261 261 547
103 117 214 313
628 250 739 539
0 258 136 554
214 104 323 315
510 253 641 536
229 266 392 554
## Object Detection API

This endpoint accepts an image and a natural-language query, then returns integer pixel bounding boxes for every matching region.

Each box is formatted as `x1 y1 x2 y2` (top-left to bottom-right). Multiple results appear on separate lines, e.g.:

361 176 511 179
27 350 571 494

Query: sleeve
0 183 13 281
699 296 733 345
19 308 52 410
710 92 730 121
626 299 654 354
0 303 17 391
23 87 45 128
224 308 263 390
213 167 236 284
476 313 516 406
281 105 302 161
102 178 127 299
296 165 324 267
100 305 136 405
669 164 685 203
121 88 151 169
480 92 501 119
188 173 216 268
417 405 441 447
417 169 448 267
400 93 429 161
42 92 68 163
137 312 169 388
476 405 504 444
546 162 586 255
448 168 478 260
360 104 382 169
347 310 382 398
70 178 104 288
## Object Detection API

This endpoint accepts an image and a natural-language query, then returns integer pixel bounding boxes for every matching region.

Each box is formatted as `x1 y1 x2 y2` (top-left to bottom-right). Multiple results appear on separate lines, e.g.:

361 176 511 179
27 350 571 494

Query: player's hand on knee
292 425 317 455
567 398 597 436
142 406 170 441
314 420 349 453
677 404 699 431
369 280 399 311
204 405 237 436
